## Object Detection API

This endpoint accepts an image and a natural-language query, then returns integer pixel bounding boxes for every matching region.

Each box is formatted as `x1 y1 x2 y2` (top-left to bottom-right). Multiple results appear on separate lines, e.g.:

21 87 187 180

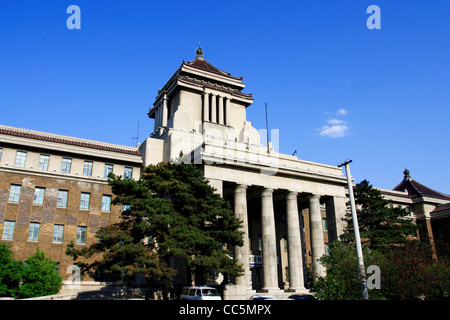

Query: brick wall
0 171 122 280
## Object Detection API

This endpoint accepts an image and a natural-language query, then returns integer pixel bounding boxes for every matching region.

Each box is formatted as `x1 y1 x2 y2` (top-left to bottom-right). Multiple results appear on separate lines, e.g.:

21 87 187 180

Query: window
104 164 113 178
80 192 90 209
122 204 131 212
83 161 93 176
124 167 133 179
8 184 21 203
28 222 40 241
53 224 64 243
61 158 72 174
76 226 87 244
57 190 68 208
14 151 27 167
33 187 45 205
322 218 328 232
2 221 15 240
101 195 111 211
0 148 3 161
38 154 50 171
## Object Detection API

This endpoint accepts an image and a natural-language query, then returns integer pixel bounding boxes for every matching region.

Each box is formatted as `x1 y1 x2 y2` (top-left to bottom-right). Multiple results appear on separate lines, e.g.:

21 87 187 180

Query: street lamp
338 159 369 300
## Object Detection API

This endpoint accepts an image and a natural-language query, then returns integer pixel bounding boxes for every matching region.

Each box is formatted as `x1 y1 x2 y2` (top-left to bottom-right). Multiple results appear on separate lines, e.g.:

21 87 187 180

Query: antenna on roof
132 120 140 147
265 102 270 153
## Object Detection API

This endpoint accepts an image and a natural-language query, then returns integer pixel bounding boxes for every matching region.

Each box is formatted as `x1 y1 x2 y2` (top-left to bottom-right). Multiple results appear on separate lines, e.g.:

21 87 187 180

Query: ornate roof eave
182 59 244 81
177 77 253 105
181 62 246 90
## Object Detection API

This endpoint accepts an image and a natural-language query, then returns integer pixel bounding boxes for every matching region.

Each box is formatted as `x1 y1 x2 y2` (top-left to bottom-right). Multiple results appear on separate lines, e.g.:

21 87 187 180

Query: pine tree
341 179 418 251
67 161 243 292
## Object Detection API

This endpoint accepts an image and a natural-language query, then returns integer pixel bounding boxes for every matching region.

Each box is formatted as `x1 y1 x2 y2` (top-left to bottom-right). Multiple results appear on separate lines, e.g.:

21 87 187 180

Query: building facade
3 48 446 299
380 169 450 258
0 125 142 280
138 47 349 299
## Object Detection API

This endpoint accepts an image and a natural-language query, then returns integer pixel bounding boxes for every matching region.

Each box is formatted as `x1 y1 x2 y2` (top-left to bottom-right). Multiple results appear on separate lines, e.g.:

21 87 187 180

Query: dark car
288 294 316 301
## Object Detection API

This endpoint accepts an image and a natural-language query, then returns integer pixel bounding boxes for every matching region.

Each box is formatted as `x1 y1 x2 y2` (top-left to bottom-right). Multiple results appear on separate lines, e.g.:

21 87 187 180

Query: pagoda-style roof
393 169 450 201
153 46 252 105
182 44 243 81
182 57 243 81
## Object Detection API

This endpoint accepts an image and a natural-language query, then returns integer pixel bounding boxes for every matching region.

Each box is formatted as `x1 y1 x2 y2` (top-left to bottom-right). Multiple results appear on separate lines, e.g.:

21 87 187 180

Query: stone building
138 47 349 299
0 125 142 279
2 48 447 300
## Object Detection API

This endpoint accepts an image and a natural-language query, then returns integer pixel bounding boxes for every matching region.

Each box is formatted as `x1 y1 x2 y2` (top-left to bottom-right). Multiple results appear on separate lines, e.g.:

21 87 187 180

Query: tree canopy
311 179 449 300
0 243 62 298
67 161 243 292
341 179 418 251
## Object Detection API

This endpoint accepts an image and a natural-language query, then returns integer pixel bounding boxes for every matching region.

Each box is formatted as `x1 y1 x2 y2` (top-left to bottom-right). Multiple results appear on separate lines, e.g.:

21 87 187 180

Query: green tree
67 161 243 294
341 179 418 252
0 242 24 297
16 248 62 299
310 241 386 300
312 180 449 300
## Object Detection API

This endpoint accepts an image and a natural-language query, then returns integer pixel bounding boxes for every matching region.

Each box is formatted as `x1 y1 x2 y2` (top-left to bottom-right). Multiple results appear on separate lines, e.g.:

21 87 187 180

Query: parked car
180 286 222 300
249 294 278 300
288 294 316 301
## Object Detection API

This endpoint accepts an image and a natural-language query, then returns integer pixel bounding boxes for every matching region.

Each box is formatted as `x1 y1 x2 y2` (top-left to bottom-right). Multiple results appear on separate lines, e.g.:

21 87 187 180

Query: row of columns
153 93 169 132
233 185 327 292
203 92 229 125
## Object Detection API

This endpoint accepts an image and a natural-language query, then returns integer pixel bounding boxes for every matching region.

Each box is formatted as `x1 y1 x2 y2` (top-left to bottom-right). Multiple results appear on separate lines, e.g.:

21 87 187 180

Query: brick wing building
0 125 142 279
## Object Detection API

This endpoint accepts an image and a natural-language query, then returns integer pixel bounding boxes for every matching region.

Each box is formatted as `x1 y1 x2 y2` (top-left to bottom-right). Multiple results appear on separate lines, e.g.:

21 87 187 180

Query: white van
180 286 222 300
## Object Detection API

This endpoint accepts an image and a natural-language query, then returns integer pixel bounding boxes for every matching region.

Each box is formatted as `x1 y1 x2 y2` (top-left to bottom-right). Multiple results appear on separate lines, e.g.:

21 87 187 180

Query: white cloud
326 118 345 125
336 108 348 116
317 119 349 138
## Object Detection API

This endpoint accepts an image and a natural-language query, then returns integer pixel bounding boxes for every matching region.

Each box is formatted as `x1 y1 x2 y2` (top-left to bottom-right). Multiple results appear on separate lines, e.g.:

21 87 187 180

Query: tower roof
182 45 243 81
393 169 450 201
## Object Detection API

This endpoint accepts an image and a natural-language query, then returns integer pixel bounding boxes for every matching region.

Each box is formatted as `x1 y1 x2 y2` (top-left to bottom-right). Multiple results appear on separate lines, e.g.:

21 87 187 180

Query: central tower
140 46 260 165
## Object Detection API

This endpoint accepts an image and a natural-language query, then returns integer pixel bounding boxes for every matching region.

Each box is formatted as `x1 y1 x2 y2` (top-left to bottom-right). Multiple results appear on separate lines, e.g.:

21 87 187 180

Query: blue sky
1 0 449 194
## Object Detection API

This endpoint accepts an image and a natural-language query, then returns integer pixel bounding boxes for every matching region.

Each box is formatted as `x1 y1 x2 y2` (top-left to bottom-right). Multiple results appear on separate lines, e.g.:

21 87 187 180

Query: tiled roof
0 126 141 156
393 178 450 201
183 57 243 81
432 202 450 213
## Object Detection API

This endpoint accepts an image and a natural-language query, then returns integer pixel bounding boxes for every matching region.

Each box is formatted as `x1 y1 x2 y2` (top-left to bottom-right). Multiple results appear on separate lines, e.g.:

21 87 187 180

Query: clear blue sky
1 1 449 194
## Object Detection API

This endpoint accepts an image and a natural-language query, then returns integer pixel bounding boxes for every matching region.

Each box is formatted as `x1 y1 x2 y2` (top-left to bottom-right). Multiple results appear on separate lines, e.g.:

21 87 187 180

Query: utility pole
338 159 369 300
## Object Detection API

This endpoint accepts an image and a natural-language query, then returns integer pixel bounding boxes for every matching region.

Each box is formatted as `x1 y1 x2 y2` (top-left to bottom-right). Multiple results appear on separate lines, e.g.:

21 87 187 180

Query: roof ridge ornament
403 168 411 180
196 42 204 60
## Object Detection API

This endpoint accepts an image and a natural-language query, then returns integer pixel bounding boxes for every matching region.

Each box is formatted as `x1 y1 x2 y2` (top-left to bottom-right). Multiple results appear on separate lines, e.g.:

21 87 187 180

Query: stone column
286 191 305 291
153 107 158 132
224 97 230 126
218 96 224 125
211 94 217 123
261 188 278 290
309 194 326 279
425 215 437 260
203 92 209 122
162 93 168 127
156 104 161 129
234 184 251 288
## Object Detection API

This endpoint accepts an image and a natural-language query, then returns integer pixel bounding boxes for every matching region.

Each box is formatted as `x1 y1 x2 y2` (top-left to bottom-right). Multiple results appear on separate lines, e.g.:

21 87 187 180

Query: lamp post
338 159 369 300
